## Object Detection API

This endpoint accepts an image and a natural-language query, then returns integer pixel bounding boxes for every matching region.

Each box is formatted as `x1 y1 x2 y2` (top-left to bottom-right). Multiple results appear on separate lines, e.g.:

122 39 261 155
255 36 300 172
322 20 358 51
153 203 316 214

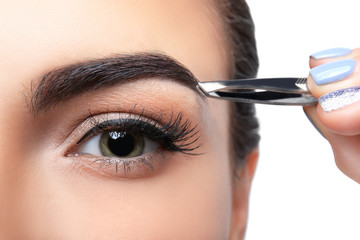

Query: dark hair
220 0 260 166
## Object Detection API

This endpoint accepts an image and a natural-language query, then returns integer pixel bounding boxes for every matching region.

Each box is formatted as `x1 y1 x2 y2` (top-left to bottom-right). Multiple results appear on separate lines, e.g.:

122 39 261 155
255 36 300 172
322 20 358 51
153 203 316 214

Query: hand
305 47 360 184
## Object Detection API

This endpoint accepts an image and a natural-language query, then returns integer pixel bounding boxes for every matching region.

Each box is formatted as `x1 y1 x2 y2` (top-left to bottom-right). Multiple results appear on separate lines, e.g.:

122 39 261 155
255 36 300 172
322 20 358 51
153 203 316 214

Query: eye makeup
66 110 201 179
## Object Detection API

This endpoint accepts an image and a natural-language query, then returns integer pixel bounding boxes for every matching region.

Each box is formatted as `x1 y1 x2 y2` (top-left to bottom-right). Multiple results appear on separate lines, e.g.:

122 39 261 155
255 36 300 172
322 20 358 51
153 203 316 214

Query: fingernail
310 59 356 85
319 86 360 112
311 48 352 59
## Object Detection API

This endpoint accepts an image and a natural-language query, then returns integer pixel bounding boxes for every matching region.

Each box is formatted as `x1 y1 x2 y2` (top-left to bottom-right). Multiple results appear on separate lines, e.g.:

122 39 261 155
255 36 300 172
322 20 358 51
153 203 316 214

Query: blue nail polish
311 48 352 59
310 59 356 85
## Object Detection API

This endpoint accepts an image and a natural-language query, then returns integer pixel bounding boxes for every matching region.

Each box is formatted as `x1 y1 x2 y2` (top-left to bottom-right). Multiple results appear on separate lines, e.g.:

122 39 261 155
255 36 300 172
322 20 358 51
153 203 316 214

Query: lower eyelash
93 155 155 174
72 151 165 178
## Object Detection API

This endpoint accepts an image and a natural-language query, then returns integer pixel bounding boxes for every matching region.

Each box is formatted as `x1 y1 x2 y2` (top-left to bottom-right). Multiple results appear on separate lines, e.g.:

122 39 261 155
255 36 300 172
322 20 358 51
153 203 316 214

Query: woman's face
0 0 256 239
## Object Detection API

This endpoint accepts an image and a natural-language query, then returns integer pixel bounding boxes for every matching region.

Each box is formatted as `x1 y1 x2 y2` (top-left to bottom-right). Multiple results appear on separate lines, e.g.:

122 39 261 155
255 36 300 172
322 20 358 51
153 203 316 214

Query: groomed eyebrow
30 53 201 114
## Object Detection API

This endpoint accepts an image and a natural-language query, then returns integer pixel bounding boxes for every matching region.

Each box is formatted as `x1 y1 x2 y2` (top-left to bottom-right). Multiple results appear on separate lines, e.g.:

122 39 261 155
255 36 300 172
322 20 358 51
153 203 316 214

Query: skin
0 0 258 239
306 48 360 184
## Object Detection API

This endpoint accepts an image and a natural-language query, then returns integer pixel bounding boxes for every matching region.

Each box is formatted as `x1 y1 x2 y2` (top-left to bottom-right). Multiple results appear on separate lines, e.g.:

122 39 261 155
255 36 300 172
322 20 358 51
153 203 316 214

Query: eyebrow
30 53 201 114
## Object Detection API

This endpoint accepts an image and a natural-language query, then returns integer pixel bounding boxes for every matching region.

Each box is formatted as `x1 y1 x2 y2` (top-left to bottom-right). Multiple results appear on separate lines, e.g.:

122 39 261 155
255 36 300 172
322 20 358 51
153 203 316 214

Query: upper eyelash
76 111 201 154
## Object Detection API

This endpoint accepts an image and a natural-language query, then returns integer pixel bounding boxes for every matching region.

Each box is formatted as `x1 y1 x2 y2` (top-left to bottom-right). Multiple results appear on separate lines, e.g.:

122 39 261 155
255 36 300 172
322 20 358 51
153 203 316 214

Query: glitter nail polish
319 86 360 112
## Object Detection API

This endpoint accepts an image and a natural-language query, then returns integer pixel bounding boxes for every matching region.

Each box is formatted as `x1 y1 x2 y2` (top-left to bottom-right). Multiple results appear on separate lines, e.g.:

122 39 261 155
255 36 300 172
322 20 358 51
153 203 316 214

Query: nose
0 85 30 238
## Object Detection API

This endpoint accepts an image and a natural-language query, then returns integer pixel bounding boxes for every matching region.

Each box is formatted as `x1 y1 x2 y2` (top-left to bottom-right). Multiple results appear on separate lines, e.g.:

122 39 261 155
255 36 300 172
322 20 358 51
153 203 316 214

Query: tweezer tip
196 83 209 96
197 82 225 95
295 78 309 92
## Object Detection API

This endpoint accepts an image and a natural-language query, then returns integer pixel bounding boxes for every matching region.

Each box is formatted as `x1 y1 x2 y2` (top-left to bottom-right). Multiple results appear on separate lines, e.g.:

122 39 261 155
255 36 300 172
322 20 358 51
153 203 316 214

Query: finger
309 47 354 68
305 105 360 183
307 48 360 135
329 133 360 183
304 47 360 183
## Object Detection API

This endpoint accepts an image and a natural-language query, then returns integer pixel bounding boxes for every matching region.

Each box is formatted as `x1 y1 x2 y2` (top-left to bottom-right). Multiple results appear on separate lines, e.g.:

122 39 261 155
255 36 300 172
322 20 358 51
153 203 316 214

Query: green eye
100 131 145 158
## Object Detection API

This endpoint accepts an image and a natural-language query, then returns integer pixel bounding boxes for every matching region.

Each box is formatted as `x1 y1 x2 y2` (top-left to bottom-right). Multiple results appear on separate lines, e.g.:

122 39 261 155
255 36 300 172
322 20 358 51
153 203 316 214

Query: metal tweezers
197 77 318 106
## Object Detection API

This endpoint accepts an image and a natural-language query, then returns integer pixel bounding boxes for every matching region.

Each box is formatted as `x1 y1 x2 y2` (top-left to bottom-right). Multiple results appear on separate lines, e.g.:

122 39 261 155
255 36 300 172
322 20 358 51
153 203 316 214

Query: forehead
0 0 229 84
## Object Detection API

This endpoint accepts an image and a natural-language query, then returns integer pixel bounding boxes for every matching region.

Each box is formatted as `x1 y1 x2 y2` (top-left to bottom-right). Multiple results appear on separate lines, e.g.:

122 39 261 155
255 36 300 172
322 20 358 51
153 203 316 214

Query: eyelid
66 112 151 147
75 113 160 145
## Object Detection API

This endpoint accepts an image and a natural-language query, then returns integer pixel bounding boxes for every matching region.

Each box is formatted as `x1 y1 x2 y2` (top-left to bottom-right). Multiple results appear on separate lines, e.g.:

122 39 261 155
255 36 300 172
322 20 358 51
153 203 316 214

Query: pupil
107 131 135 157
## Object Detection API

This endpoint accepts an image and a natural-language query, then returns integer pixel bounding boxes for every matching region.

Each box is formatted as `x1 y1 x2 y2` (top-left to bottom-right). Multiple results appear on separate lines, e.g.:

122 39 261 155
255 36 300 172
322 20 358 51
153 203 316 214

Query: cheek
35 154 232 239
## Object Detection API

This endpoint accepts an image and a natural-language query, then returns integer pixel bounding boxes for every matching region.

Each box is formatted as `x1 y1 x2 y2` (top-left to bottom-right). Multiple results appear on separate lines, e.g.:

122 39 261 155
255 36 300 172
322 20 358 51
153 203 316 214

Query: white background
246 0 360 239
